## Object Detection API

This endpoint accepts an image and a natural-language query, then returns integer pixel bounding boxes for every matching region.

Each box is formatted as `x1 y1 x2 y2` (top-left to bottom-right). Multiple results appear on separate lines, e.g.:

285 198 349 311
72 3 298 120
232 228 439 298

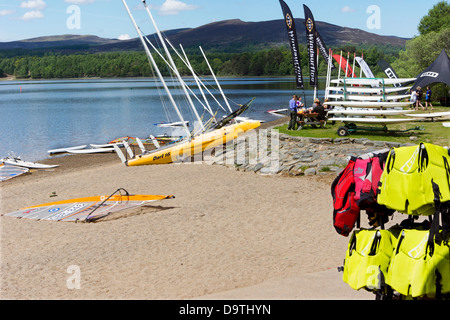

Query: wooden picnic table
296 112 326 129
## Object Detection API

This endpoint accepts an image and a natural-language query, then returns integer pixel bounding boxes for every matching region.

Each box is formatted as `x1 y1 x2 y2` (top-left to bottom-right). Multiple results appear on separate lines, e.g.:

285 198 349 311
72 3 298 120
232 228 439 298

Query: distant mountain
0 19 408 53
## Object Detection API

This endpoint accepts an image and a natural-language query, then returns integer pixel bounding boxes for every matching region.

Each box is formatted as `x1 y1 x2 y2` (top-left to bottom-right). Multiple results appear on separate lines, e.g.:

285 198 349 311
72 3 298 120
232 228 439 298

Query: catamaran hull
126 121 260 166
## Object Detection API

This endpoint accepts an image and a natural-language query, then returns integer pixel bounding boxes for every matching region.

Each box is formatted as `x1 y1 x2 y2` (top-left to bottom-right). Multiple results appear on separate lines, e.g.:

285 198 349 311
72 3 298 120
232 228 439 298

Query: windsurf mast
199 46 233 113
141 1 205 132
121 0 191 138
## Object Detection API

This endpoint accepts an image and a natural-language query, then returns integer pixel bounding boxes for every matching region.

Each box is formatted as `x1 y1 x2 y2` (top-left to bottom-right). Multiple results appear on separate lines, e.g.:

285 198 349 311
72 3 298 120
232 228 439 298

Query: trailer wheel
337 126 349 136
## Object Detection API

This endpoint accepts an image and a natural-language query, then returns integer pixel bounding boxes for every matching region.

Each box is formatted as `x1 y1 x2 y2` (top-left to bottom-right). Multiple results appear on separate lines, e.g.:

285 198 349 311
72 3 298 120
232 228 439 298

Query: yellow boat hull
127 121 261 166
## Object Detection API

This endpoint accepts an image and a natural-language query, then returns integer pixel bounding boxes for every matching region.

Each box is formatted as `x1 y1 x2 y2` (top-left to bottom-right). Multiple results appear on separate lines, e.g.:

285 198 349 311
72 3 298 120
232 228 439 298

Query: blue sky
0 0 442 42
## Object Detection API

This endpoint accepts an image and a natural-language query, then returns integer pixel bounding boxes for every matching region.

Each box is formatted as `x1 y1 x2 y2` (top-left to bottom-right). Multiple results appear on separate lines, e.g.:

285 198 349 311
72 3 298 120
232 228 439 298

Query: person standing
410 89 417 110
287 95 298 130
416 86 424 111
425 86 434 110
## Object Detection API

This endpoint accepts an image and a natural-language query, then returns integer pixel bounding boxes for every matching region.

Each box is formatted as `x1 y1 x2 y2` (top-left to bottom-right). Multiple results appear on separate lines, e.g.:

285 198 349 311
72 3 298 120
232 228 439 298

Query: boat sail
118 0 260 166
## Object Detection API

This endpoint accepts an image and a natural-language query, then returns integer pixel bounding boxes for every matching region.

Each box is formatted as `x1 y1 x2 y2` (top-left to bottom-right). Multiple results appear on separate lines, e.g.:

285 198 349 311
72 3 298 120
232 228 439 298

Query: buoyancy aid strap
385 149 395 174
369 230 381 256
427 180 442 256
418 143 429 173
444 156 450 191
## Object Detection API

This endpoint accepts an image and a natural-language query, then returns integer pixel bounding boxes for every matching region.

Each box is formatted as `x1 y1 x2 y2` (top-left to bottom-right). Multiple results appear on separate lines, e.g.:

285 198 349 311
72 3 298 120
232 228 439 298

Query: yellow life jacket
377 143 450 216
342 228 400 291
386 229 450 298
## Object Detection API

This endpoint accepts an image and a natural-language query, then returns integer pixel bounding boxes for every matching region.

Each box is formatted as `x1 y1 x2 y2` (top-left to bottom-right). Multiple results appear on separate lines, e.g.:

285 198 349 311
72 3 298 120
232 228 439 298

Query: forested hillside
0 44 393 79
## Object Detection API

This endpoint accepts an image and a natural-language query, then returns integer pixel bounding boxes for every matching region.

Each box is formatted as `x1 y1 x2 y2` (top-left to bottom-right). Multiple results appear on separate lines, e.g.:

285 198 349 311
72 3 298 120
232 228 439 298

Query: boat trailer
336 122 425 136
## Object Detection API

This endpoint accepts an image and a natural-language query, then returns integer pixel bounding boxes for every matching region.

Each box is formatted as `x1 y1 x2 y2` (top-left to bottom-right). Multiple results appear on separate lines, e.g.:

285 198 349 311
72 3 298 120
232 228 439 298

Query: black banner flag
316 30 336 70
279 0 304 89
303 4 318 86
377 59 401 87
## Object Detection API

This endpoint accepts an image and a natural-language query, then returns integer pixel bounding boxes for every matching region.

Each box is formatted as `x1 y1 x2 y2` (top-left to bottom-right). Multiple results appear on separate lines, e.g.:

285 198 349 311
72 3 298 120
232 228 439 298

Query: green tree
418 1 450 35
392 27 450 77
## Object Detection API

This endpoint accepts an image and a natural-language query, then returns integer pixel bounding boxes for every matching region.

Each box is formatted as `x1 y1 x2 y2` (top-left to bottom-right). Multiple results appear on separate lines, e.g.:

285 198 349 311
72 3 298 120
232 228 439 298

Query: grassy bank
275 106 450 146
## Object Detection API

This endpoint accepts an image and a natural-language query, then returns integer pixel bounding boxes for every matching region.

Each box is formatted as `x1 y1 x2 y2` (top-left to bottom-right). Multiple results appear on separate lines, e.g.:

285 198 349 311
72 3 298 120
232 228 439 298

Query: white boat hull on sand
1 158 59 169
67 147 116 154
90 143 124 148
48 145 87 154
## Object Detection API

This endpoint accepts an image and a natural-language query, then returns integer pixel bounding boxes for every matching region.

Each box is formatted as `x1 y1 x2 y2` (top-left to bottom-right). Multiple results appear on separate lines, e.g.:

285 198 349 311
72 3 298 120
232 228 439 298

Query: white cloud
341 6 356 13
159 0 198 16
21 10 44 20
118 34 131 40
21 0 46 10
0 9 15 16
65 0 95 4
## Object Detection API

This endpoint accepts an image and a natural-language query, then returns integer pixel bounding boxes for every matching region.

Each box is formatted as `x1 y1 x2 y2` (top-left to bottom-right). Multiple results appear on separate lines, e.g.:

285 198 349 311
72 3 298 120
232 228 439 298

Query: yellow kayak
127 120 260 166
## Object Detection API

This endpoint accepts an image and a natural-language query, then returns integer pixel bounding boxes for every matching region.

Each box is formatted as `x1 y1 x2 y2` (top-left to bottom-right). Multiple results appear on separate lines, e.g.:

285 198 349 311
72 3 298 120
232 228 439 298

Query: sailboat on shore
117 0 260 166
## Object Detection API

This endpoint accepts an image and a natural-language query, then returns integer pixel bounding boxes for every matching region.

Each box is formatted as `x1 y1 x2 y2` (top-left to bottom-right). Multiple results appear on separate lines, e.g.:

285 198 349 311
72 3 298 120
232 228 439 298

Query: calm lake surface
0 77 324 161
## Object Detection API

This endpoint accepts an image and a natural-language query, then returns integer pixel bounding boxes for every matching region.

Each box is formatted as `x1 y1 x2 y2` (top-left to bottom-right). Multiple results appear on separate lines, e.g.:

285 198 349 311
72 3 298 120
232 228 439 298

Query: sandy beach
0 121 376 300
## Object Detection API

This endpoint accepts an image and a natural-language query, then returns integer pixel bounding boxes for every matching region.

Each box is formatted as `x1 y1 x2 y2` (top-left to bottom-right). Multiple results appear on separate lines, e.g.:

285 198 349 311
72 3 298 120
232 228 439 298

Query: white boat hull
326 94 409 101
331 117 420 125
324 101 412 108
1 158 59 169
48 145 87 154
326 86 411 94
405 111 450 118
328 109 414 117
330 77 416 86
67 148 116 154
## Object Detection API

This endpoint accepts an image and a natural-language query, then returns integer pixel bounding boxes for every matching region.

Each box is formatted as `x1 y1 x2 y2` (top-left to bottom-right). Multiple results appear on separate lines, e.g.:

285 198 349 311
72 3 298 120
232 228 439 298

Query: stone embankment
208 130 416 176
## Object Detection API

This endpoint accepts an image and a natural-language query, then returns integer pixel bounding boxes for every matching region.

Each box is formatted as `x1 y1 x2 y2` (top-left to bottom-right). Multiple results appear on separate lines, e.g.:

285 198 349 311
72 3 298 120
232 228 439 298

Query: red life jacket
331 156 360 237
331 152 393 236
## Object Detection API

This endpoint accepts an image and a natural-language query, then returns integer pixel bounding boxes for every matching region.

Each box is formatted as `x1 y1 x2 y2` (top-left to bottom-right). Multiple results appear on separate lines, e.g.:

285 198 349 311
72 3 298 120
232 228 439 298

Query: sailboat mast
142 1 205 132
164 38 227 113
179 44 214 117
143 36 213 117
121 0 191 138
199 46 233 113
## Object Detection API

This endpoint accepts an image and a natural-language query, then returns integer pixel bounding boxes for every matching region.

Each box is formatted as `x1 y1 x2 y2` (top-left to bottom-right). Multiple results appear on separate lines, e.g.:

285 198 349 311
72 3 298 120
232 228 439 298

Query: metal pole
121 0 191 138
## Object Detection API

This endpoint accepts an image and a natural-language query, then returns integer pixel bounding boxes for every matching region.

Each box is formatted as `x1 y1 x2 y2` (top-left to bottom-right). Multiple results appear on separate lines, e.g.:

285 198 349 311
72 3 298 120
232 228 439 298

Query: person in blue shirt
425 86 433 110
287 95 299 130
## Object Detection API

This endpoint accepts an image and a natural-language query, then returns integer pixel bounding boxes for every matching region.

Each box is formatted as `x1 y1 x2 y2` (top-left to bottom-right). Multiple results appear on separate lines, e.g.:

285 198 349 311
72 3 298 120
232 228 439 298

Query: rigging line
151 42 199 131
141 1 205 132
163 36 227 113
179 43 215 117
142 35 214 119
122 0 191 138
200 45 233 113
146 40 175 126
